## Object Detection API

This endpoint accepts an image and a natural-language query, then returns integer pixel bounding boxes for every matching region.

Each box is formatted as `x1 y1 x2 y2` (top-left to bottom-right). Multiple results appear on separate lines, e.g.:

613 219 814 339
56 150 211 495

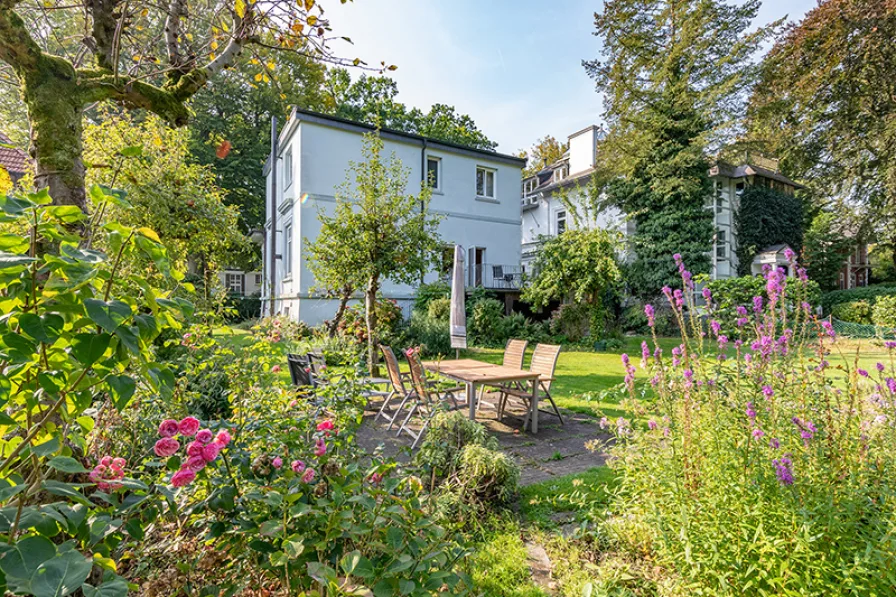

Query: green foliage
427 297 451 321
831 300 873 325
404 311 451 357
706 274 821 335
224 294 261 323
416 411 496 479
802 211 856 292
872 295 896 328
549 303 592 343
820 285 896 315
413 280 450 313
734 186 804 275
468 298 505 346
451 445 520 506
618 303 679 337
519 135 567 177
337 298 404 347
523 228 620 335
327 69 497 150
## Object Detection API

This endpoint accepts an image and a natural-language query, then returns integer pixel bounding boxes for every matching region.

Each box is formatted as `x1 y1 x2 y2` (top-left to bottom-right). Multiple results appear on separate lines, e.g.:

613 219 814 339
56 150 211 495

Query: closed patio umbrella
450 244 467 354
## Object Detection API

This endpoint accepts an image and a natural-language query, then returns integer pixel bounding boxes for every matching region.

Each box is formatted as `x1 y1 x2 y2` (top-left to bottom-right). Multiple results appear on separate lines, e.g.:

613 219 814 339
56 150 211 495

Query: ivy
734 186 804 276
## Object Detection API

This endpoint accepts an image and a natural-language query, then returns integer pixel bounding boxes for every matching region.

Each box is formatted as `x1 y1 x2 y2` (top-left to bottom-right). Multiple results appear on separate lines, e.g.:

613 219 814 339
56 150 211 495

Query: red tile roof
0 132 29 176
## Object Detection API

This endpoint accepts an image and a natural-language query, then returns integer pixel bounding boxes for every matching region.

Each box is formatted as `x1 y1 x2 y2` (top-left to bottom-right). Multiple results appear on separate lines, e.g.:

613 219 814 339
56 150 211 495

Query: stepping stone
525 541 556 594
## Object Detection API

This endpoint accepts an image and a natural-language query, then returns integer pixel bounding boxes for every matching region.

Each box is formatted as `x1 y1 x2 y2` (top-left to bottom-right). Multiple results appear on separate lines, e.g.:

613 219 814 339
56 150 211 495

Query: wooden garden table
422 359 543 433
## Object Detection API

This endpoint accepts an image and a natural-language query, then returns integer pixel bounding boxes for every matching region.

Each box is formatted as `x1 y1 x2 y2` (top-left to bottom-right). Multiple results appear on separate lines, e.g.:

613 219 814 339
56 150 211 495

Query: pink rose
196 429 214 444
368 472 383 485
185 455 207 472
201 442 222 462
317 420 334 432
112 457 126 469
314 438 327 457
186 440 204 457
215 430 232 446
301 468 316 483
272 457 283 469
100 456 113 467
272 365 282 373
289 400 299 408
94 464 107 475
158 419 179 438
154 437 181 458
171 469 196 488
291 460 305 474
178 416 200 437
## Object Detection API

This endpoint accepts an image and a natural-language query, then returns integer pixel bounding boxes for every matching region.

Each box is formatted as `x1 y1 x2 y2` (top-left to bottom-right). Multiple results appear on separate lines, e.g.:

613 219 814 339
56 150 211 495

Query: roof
758 243 792 255
0 132 29 176
265 108 526 174
711 160 804 189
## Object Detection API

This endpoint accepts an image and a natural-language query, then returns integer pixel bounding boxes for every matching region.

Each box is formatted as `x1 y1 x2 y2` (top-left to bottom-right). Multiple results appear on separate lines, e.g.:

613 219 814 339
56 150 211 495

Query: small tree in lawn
307 133 441 374
522 228 621 338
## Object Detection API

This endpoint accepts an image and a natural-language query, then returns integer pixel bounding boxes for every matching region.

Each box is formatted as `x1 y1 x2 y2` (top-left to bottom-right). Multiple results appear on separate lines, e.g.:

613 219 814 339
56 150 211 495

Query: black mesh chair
287 353 314 388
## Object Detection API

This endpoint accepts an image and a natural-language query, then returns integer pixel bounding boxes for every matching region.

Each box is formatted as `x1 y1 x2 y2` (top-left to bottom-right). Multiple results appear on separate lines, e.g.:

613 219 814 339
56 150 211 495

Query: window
735 181 745 198
716 229 727 259
284 148 293 188
225 273 245 295
556 210 567 235
255 274 262 285
523 178 537 195
284 223 293 276
426 156 441 191
714 181 724 213
476 166 495 199
554 165 569 182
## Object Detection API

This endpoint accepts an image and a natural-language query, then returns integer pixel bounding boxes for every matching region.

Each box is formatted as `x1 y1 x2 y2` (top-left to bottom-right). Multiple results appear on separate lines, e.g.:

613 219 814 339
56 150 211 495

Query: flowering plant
601 252 896 593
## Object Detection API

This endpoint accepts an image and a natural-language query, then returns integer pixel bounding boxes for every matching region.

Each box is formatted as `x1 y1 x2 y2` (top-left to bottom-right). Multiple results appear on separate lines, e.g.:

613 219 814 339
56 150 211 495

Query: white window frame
284 148 293 188
225 273 245 295
716 228 727 259
476 166 496 199
284 222 293 277
426 156 442 192
556 209 567 235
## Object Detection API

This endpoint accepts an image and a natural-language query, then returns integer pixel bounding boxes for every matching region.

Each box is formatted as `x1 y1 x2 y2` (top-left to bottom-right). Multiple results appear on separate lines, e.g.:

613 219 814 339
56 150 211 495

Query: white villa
261 108 526 326
520 129 807 281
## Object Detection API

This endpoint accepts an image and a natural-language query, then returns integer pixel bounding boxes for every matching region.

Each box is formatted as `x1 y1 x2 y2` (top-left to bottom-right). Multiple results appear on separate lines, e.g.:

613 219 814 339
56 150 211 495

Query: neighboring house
0 132 29 185
219 269 263 297
262 108 526 326
839 244 871 290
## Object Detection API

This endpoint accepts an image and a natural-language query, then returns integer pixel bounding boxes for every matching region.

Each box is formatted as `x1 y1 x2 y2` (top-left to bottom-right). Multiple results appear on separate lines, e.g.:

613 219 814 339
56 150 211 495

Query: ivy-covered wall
734 186 804 276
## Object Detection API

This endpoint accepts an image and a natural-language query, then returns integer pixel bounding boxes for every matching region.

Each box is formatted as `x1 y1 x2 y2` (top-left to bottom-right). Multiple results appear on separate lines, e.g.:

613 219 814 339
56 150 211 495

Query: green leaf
0 479 27 503
30 549 93 597
41 481 92 507
0 534 57 588
45 205 86 224
82 578 130 597
398 579 415 595
113 325 141 354
0 233 29 253
1 332 38 362
84 299 132 333
0 251 36 269
340 551 374 579
19 313 65 344
105 375 136 411
0 195 35 215
33 436 61 457
306 562 337 585
119 145 143 158
269 551 288 567
70 333 111 365
48 456 88 474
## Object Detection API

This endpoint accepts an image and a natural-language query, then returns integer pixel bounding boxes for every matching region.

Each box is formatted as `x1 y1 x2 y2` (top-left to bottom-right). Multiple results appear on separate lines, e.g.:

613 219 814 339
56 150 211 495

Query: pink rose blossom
301 468 316 483
314 438 327 457
196 429 214 444
291 460 305 474
215 430 232 446
185 455 207 472
201 442 222 463
186 440 204 457
178 416 200 437
158 419 179 438
154 437 181 458
171 469 196 488
112 457 126 469
272 365 282 373
368 472 383 485
272 457 283 469
289 400 299 408
100 456 113 467
317 420 334 432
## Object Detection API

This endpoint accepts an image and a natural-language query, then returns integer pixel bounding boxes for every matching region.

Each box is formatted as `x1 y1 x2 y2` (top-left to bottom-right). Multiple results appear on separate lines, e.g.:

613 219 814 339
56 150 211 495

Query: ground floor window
225 273 245 295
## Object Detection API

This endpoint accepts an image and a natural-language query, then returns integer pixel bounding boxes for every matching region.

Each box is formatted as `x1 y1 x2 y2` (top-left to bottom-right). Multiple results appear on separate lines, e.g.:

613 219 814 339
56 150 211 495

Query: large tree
584 0 777 294
0 0 369 210
306 133 441 374
518 135 567 177
748 0 896 269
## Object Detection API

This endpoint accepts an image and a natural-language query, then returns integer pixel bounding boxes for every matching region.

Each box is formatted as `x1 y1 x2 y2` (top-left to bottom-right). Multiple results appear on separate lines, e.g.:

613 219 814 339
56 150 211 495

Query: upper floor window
225 273 245 295
716 228 727 259
523 178 537 195
556 209 567 235
476 166 495 199
554 165 569 182
284 223 293 276
714 181 724 213
735 181 745 198
426 156 441 191
284 148 293 188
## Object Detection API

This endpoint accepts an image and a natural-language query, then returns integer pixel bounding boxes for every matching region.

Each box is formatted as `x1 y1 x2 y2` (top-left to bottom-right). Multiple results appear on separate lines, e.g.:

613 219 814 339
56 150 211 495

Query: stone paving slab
357 392 611 486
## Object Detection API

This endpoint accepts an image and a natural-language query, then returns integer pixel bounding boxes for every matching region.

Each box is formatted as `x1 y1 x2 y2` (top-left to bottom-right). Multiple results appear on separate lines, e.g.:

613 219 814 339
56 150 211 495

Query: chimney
567 125 600 175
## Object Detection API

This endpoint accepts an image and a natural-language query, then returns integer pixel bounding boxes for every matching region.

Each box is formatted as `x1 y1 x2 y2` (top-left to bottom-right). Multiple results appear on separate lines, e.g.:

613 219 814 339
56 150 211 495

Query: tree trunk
365 276 380 377
327 284 353 337
22 56 88 210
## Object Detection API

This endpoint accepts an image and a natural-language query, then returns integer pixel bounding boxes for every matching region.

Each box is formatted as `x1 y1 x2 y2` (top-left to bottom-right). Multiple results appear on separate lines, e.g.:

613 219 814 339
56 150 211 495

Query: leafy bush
468 298 505 346
224 293 262 322
831 300 873 324
550 303 592 342
413 280 450 312
706 273 820 335
872 295 896 328
619 303 679 337
404 310 451 356
427 297 451 321
337 297 404 346
820 285 896 314
734 186 804 276
451 444 519 505
604 254 896 594
416 411 496 478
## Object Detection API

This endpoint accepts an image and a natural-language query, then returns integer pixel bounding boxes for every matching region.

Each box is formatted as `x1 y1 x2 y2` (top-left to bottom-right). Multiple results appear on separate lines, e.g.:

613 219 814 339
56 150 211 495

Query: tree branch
165 0 186 72
79 71 190 125
0 5 44 75
85 0 123 70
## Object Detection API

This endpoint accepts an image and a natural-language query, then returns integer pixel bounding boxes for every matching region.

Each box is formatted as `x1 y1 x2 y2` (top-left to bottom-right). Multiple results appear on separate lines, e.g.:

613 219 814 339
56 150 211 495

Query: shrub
469 297 506 346
427 296 451 321
620 303 679 337
831 300 873 324
550 303 592 342
224 293 262 322
872 295 896 328
451 445 520 505
404 310 451 356
337 297 404 346
413 280 450 312
416 411 496 478
820 285 896 314
706 274 820 335
605 254 896 594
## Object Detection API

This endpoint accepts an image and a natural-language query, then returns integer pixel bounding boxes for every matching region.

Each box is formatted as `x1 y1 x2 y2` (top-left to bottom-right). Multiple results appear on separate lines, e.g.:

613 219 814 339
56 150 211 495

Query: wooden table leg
467 381 476 421
530 380 539 434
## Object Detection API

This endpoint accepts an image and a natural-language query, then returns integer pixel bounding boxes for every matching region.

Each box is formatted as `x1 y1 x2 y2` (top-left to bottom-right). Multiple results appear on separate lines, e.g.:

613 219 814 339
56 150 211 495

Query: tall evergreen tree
584 0 777 295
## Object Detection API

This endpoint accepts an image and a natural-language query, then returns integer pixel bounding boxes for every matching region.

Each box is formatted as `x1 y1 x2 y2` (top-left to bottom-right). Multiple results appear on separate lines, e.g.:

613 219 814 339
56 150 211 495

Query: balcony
468 263 523 290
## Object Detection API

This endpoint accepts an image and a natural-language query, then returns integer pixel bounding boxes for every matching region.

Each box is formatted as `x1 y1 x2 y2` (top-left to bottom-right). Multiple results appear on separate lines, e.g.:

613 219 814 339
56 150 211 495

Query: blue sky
327 0 819 154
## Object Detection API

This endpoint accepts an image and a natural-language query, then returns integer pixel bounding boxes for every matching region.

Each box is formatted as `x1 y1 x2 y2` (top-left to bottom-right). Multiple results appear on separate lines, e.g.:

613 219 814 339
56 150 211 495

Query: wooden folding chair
476 338 528 411
497 343 564 429
374 345 414 429
397 349 468 449
287 353 315 388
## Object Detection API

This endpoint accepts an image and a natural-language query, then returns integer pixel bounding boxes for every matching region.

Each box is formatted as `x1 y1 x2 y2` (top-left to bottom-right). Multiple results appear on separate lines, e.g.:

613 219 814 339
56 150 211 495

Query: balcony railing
468 263 523 290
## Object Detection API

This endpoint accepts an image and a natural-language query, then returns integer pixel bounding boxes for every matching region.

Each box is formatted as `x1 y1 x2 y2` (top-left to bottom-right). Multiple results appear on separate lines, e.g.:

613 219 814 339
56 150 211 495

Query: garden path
357 392 611 486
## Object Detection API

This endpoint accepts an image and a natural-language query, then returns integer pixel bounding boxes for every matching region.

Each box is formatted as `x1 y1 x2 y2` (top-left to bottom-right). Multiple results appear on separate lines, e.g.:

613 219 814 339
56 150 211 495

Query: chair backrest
405 349 431 402
503 339 528 370
287 353 314 388
529 343 561 391
380 345 406 394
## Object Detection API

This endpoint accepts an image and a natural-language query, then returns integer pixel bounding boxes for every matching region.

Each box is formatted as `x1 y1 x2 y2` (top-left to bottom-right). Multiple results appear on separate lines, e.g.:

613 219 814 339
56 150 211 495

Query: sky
326 0 819 155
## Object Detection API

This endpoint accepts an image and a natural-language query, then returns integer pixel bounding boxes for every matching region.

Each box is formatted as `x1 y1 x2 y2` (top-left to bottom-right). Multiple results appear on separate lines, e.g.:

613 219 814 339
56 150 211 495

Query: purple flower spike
753 296 764 314
773 456 794 485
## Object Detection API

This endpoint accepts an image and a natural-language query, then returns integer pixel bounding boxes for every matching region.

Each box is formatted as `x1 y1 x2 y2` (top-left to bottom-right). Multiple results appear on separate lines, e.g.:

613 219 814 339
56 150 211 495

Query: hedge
820 286 896 315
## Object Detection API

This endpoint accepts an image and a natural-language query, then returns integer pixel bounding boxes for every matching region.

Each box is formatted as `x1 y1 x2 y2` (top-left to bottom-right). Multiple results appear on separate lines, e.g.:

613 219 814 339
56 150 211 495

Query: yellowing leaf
235 0 246 18
137 228 161 243
307 15 318 26
254 73 263 82
304 0 315 10
210 40 219 50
